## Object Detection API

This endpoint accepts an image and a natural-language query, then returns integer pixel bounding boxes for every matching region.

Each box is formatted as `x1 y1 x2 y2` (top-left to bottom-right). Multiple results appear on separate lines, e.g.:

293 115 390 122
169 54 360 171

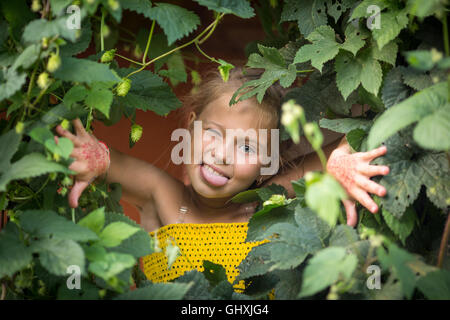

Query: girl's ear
187 111 197 129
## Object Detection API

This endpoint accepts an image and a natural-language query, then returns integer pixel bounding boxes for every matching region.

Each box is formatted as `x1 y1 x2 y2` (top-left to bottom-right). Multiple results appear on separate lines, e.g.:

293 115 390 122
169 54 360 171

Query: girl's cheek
233 162 261 182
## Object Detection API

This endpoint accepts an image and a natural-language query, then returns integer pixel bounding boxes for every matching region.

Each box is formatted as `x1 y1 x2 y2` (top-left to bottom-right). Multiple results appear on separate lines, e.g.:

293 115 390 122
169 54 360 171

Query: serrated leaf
294 25 341 72
340 24 369 56
281 0 327 37
371 40 398 66
346 128 366 151
0 153 72 192
367 81 447 150
382 207 416 245
60 19 92 57
63 85 88 107
53 57 119 84
121 0 153 19
335 50 382 100
327 0 354 23
194 0 255 18
372 10 409 50
98 221 140 248
149 3 200 45
298 247 358 298
20 210 99 242
11 44 40 70
33 238 85 276
236 244 275 280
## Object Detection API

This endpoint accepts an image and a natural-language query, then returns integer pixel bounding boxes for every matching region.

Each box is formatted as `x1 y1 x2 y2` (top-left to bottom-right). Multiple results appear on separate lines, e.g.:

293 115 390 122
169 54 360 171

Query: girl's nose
210 140 233 165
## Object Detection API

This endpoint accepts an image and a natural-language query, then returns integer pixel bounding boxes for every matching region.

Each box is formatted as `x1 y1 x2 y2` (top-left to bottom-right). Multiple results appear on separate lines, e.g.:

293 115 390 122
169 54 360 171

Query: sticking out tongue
200 164 229 187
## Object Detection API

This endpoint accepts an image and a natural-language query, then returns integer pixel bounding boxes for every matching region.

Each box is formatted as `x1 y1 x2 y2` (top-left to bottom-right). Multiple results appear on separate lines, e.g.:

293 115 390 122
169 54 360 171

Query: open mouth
199 163 230 187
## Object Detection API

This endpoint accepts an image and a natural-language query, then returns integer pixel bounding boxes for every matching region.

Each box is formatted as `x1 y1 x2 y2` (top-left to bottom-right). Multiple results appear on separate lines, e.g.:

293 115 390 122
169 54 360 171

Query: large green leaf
413 103 450 151
416 270 450 300
382 207 417 245
98 221 140 248
85 85 114 119
53 57 119 84
0 67 27 101
20 210 99 242
121 0 153 19
115 68 181 116
367 81 447 150
0 153 73 192
149 3 200 45
88 251 136 281
319 118 372 134
298 247 358 298
22 17 78 43
281 0 327 37
335 49 382 100
78 207 105 235
194 0 255 18
32 238 85 276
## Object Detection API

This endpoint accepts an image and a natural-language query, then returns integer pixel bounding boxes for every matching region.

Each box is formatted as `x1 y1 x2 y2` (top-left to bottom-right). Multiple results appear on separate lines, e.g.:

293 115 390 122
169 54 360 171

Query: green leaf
340 24 368 56
416 270 450 300
230 188 260 203
413 103 450 151
22 17 78 43
305 173 347 227
53 57 119 84
202 260 228 287
367 81 447 150
20 210 99 242
33 238 85 276
346 128 366 151
121 0 153 19
329 225 359 247
116 68 181 116
116 282 192 300
0 223 33 278
60 19 92 57
63 85 88 108
377 243 418 299
11 44 40 70
319 118 372 134
382 207 416 245
98 221 140 248
194 0 255 18
281 0 327 37
165 238 181 270
404 50 439 71
0 153 72 192
236 244 275 280
49 0 72 14
381 67 412 109
149 3 200 45
0 68 27 101
294 25 341 72
298 247 358 298
0 129 22 173
88 252 136 280
371 40 398 66
327 0 354 23
78 207 105 235
85 86 114 119
335 49 382 100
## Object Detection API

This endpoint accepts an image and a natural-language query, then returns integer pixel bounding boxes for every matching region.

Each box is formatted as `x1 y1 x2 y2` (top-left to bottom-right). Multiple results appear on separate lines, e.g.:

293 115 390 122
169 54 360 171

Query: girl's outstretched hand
55 118 110 208
327 144 390 227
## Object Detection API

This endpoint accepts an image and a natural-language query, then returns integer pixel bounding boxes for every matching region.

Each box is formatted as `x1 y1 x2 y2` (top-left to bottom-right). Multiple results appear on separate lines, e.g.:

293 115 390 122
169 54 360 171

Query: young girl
55 68 389 285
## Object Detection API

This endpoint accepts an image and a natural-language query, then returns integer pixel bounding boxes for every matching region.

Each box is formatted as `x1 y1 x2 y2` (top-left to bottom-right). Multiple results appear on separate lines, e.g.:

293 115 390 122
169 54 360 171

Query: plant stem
296 69 314 73
124 13 225 80
71 208 76 223
115 53 144 65
142 20 156 64
100 8 106 52
194 41 217 63
86 106 93 132
437 211 450 268
443 14 449 57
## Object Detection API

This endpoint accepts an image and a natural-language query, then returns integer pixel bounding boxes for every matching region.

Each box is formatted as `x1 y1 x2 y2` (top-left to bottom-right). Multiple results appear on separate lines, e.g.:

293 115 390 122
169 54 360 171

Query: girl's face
185 91 274 200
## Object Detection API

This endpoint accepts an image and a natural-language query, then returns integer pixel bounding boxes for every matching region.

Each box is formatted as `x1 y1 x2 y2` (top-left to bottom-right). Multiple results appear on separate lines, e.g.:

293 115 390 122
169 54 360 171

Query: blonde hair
180 67 296 184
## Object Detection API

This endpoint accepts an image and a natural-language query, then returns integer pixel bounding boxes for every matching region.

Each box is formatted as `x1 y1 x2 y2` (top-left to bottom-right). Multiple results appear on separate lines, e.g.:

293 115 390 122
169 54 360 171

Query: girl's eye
239 144 256 154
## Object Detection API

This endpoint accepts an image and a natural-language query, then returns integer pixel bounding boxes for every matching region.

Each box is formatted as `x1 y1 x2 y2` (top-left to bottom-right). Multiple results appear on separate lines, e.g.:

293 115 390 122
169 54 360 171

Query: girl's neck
186 185 241 217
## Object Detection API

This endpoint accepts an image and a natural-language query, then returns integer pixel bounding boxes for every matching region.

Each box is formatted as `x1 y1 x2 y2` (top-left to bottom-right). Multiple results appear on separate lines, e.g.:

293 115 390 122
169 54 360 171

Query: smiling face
184 90 277 200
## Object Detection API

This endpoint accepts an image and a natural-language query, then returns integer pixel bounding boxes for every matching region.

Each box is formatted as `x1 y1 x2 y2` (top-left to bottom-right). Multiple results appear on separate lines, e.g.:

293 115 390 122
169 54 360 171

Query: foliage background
0 0 449 300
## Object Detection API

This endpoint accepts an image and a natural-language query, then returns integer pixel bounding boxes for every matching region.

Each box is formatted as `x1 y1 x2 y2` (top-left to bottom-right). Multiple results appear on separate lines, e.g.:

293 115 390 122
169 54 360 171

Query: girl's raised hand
327 144 390 227
55 118 110 208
